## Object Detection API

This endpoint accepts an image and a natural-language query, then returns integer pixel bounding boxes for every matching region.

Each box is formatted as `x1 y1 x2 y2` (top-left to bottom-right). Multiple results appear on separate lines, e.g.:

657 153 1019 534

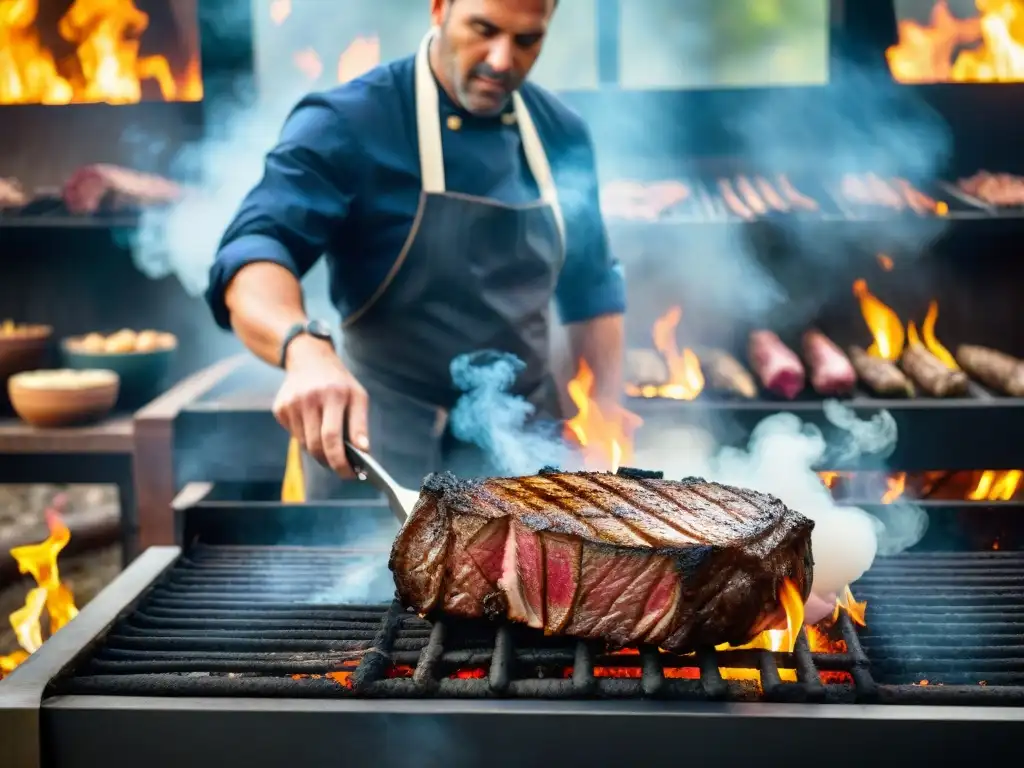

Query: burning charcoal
700 348 757 399
62 164 182 215
847 346 914 397
748 330 805 400
0 178 27 209
735 176 768 216
390 471 814 654
955 344 1024 397
718 178 755 220
802 330 856 396
902 343 970 397
625 349 668 387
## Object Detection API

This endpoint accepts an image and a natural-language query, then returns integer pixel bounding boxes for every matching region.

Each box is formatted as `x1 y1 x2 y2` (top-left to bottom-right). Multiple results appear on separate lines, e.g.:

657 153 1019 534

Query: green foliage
708 0 828 57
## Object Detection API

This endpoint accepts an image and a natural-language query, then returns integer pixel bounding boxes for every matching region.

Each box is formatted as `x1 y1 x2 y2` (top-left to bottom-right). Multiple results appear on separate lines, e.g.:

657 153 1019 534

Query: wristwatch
279 319 335 369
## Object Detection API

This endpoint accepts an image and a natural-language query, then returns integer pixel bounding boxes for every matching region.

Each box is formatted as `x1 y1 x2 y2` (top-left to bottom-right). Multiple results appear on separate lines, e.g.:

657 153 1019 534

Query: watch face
306 320 332 339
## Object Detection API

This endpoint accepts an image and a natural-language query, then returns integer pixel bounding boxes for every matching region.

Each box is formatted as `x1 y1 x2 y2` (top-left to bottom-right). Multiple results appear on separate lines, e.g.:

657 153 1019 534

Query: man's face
431 0 555 116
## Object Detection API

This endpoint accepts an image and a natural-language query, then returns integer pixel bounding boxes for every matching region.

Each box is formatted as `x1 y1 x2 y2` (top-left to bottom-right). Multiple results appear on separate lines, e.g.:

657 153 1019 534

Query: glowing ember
0 501 80 679
877 254 895 271
887 0 1024 83
853 278 905 361
0 0 203 105
362 581 867 689
564 359 642 472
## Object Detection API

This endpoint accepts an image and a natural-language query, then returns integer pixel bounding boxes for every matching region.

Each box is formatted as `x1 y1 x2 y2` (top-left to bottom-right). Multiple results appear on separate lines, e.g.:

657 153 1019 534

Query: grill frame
4 547 1024 768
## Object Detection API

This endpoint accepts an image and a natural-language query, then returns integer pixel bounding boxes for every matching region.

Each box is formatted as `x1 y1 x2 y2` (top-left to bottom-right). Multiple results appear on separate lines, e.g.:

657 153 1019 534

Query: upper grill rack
602 173 1017 224
54 545 1024 706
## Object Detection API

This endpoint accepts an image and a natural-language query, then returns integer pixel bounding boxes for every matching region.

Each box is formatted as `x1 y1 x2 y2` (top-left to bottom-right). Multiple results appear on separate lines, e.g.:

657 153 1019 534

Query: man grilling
205 0 626 496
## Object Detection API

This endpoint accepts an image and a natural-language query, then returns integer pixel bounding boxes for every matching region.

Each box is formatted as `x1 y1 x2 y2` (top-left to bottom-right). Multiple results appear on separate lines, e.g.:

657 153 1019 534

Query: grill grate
54 545 1024 705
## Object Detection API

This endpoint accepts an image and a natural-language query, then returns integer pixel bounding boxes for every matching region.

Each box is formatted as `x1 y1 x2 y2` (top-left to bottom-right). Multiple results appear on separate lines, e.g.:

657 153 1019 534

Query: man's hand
272 335 370 479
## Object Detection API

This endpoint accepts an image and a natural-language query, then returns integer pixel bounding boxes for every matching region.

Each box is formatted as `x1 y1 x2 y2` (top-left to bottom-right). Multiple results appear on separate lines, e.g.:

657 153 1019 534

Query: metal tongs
344 441 418 523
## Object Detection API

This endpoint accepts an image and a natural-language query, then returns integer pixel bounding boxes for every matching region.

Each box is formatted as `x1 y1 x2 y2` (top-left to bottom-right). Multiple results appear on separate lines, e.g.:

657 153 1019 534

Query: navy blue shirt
206 53 625 330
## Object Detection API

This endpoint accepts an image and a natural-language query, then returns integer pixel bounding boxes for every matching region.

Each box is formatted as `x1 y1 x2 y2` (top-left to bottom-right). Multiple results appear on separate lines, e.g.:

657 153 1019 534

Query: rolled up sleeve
553 132 626 325
206 96 359 330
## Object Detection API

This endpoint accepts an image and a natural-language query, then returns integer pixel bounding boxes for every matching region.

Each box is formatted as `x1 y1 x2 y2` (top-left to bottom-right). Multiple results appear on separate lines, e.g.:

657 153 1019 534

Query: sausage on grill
802 330 856 396
847 346 914 397
902 343 970 397
748 330 805 400
62 164 182 215
955 344 1024 397
701 348 757 399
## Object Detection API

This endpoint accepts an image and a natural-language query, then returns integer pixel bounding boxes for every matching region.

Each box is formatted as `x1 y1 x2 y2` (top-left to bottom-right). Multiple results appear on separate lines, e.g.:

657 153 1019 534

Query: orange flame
0 506 80 679
717 578 806 655
282 437 306 503
0 0 203 105
818 471 841 490
650 307 705 401
831 585 868 627
882 472 907 504
887 0 1024 83
853 278 905 361
854 279 957 369
565 359 642 473
907 301 959 370
969 469 1023 500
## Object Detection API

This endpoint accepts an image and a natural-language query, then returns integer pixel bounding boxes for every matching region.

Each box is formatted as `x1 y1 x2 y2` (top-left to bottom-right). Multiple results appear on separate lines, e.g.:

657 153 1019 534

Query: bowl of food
8 369 120 427
0 320 54 408
62 329 177 405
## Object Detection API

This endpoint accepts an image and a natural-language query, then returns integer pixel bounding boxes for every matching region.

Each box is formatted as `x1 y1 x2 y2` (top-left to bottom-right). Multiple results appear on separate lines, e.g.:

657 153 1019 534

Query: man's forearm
567 313 625 406
224 261 321 368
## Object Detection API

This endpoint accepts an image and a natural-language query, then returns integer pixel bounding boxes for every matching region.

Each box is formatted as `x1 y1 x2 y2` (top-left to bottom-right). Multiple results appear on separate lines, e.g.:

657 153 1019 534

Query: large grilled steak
389 468 815 653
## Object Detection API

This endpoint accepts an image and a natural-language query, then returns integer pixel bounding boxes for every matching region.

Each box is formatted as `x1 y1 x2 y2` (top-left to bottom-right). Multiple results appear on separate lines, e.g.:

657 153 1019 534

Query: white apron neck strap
415 28 565 253
513 91 565 252
415 29 446 193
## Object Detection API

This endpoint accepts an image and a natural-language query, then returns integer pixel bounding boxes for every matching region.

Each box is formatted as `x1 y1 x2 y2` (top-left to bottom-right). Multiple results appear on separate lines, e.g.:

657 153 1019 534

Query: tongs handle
344 441 415 523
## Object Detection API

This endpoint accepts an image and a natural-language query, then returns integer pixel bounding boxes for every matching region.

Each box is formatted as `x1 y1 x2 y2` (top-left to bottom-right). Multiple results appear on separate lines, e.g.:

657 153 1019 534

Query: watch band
279 320 334 369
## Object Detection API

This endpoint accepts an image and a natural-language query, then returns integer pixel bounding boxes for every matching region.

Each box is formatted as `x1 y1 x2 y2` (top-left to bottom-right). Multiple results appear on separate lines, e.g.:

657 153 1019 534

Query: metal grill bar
53 546 1024 705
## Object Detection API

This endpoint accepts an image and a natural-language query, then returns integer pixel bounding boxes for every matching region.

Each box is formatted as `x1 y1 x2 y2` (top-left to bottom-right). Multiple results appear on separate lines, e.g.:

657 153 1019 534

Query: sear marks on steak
389 469 815 653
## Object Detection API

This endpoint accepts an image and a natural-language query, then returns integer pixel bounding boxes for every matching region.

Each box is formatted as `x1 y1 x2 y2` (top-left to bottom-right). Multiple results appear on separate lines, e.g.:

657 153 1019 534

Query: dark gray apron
302 28 566 498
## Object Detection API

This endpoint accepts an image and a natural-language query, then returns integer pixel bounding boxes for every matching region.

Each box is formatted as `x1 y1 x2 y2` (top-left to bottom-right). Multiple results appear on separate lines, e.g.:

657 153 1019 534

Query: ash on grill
55 545 1024 706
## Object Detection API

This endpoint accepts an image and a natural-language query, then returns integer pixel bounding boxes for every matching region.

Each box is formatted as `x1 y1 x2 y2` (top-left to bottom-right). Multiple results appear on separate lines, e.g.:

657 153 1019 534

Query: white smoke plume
449 351 573 475
633 406 928 623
